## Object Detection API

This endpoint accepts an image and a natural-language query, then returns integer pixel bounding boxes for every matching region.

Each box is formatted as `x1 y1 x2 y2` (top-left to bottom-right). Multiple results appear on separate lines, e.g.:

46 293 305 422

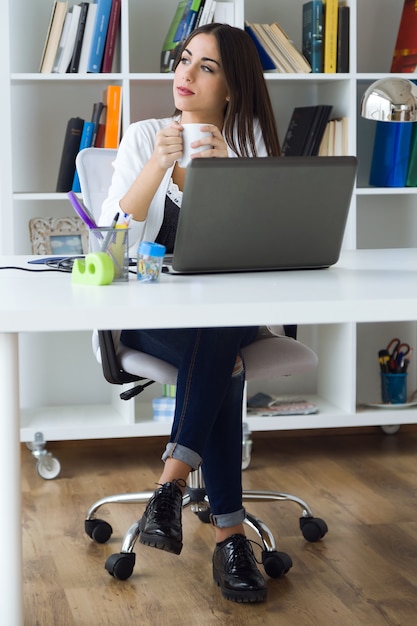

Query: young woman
100 23 281 604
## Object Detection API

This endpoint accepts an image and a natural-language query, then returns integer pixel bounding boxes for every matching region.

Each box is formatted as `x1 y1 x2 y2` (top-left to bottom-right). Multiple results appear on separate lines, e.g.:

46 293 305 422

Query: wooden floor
21 426 417 626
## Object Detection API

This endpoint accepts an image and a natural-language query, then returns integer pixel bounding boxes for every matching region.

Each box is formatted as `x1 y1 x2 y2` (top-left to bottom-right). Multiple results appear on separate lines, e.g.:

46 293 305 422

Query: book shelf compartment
5 0 417 444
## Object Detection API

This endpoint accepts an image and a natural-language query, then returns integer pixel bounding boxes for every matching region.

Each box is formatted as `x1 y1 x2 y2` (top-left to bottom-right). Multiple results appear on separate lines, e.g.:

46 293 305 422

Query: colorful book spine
103 85 122 148
56 117 84 192
102 0 121 73
323 0 338 73
302 1 323 73
336 4 350 73
369 121 413 187
72 121 95 192
391 0 417 73
87 0 113 73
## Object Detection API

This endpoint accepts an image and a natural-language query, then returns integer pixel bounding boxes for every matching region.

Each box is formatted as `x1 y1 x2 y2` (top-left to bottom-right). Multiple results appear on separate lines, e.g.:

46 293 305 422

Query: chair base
85 468 328 581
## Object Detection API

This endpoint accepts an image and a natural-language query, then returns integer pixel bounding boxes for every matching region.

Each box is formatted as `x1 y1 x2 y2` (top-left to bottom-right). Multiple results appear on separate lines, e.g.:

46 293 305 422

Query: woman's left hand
190 124 228 160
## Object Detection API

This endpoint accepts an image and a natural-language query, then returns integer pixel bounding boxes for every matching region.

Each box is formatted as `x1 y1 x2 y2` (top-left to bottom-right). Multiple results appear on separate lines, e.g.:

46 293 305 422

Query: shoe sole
139 532 182 555
213 570 267 603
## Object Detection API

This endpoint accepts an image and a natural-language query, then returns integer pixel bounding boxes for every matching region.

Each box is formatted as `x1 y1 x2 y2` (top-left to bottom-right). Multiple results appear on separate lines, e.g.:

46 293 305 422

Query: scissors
386 338 411 371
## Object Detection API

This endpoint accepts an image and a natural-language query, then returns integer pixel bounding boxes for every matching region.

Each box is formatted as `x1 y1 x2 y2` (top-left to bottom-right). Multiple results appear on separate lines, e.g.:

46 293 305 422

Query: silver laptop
167 156 357 274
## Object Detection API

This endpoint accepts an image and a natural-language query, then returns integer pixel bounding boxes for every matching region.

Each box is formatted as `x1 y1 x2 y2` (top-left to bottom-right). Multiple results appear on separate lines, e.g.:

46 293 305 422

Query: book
406 123 417 186
302 1 323 73
160 1 204 73
101 0 121 73
246 22 311 74
160 0 190 73
55 4 82 73
39 1 68 73
90 100 105 146
52 9 72 72
69 2 90 73
266 22 312 73
336 3 349 73
78 2 98 73
323 0 338 73
245 23 279 72
282 105 332 156
213 2 234 25
56 116 84 192
103 85 122 148
369 121 413 187
87 0 113 72
72 120 95 192
391 0 417 73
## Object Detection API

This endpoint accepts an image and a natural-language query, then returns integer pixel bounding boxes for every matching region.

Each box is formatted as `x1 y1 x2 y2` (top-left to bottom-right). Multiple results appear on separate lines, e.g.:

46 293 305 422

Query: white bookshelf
2 0 417 449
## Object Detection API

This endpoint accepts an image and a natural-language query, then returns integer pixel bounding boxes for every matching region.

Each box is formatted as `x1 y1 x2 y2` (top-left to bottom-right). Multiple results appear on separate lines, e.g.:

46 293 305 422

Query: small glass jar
137 241 166 282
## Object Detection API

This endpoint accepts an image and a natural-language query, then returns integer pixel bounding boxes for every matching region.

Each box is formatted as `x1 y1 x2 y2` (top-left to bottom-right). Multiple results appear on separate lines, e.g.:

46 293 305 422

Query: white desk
2 248 417 623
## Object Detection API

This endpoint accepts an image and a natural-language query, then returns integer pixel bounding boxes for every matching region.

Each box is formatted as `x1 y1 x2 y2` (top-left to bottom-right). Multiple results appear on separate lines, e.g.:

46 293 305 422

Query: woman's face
173 33 230 125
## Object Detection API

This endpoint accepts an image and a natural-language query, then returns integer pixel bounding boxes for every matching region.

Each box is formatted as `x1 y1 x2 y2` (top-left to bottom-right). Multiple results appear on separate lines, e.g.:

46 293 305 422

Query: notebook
166 155 357 274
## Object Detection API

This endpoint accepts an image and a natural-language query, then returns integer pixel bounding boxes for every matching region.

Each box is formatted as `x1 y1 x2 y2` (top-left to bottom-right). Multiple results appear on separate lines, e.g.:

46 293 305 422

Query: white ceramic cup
178 123 212 168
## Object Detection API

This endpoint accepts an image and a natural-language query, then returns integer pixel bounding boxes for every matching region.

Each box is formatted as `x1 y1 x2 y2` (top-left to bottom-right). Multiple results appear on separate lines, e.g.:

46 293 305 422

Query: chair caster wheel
300 516 328 542
36 455 61 480
262 550 293 578
105 552 136 580
85 519 113 543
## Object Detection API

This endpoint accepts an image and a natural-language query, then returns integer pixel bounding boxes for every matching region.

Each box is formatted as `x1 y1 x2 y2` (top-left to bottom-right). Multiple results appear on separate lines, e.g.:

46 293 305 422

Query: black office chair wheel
299 516 328 542
85 518 113 544
262 550 293 578
105 552 136 580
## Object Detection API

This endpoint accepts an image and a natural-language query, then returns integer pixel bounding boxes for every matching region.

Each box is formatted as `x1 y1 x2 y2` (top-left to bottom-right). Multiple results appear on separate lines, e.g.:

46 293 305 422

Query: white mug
178 123 212 168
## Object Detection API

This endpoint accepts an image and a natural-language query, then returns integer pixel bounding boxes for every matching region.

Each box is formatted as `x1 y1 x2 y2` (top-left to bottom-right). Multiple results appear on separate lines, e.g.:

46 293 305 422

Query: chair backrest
76 148 117 220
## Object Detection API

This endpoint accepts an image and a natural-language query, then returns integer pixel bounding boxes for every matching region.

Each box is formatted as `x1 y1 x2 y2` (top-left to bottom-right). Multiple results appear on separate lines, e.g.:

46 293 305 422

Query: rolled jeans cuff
210 507 246 529
162 442 202 471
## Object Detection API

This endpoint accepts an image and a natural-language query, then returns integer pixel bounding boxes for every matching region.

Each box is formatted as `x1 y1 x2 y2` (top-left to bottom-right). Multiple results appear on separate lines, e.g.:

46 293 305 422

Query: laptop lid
170 156 357 273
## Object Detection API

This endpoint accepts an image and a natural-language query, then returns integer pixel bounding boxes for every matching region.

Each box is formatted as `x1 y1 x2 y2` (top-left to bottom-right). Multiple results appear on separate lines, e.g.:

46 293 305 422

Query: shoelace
227 536 262 569
149 479 186 514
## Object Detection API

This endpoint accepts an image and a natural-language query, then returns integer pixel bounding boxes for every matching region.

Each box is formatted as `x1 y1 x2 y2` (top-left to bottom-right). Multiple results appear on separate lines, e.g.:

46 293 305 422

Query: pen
101 212 120 253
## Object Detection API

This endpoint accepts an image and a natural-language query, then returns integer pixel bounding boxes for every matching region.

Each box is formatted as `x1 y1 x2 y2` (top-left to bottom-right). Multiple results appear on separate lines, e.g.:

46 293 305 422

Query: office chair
77 147 328 582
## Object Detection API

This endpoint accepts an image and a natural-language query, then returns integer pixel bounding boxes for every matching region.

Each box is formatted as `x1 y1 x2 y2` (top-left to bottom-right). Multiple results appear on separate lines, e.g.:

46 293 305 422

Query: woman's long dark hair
173 23 281 157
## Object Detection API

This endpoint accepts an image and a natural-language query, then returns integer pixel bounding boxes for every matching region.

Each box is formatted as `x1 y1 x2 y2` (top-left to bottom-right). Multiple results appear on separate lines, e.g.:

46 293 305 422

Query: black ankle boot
212 534 267 603
139 480 184 555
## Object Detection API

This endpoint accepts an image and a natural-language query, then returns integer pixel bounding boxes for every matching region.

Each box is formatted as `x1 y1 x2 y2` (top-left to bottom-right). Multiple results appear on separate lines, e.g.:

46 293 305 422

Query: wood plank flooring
21 426 417 625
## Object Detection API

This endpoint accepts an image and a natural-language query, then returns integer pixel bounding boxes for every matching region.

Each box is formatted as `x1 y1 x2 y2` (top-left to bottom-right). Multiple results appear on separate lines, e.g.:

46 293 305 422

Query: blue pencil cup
380 373 408 404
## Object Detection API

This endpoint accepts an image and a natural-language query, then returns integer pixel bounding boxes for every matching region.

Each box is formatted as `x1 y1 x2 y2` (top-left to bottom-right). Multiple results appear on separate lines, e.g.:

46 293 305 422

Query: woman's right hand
153 121 183 170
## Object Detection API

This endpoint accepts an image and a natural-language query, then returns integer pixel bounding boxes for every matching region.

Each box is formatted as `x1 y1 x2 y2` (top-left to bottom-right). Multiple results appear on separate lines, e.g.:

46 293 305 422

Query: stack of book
282 105 333 156
245 22 311 73
160 1 234 72
317 117 348 156
56 85 122 192
302 0 350 74
39 0 121 74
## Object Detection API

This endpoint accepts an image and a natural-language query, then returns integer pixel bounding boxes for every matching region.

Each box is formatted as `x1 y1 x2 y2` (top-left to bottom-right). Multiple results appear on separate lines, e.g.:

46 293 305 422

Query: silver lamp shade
361 77 417 122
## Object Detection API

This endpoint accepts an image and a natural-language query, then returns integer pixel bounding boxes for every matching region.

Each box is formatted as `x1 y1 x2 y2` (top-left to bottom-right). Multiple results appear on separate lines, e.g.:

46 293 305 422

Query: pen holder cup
89 227 129 282
380 372 408 404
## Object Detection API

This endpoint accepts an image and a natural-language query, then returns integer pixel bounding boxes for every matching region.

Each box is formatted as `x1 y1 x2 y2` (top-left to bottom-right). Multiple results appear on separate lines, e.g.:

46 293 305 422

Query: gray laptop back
171 156 357 273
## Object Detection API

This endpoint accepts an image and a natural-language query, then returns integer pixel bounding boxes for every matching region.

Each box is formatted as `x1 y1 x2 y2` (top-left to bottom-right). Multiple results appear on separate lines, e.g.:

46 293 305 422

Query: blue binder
369 121 413 187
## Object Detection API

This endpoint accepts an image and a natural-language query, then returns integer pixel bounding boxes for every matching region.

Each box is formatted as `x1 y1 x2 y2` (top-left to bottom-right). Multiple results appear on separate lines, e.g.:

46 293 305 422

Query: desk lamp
361 77 417 122
361 78 417 187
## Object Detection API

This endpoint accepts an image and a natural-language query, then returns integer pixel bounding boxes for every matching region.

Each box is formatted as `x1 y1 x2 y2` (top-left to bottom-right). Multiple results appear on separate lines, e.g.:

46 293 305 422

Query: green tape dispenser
72 252 114 285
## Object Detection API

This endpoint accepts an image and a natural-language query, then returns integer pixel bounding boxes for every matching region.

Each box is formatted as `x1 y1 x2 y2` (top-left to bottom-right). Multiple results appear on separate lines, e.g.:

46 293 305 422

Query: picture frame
29 217 89 256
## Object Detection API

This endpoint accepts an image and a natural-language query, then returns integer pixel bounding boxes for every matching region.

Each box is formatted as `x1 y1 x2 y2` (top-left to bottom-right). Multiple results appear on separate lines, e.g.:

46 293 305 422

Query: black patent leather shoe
139 481 184 555
212 533 267 603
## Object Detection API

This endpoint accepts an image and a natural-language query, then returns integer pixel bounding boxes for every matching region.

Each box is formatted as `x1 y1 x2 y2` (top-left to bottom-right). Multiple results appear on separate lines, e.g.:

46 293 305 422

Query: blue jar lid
138 241 166 257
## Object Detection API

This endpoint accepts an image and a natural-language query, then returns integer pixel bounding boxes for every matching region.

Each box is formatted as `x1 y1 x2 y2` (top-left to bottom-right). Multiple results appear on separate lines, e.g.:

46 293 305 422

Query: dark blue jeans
120 326 258 526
